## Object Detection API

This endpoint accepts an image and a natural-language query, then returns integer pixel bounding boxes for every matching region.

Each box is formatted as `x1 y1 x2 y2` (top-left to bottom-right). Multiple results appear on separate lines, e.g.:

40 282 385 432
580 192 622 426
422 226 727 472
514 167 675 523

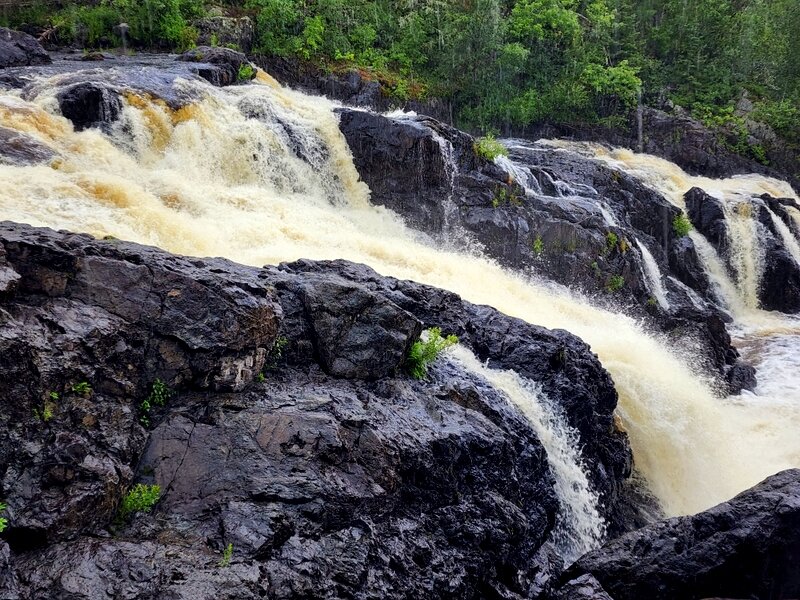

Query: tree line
3 0 799 144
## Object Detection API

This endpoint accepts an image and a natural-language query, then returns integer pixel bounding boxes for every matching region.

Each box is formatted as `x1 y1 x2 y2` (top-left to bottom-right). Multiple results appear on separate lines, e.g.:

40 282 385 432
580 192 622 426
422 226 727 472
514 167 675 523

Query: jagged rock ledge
0 221 630 599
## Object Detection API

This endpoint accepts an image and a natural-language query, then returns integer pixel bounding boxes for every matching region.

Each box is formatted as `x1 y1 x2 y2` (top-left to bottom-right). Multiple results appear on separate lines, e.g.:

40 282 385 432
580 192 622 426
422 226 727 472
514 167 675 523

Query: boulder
0 126 57 166
194 16 255 53
685 187 729 253
0 27 50 68
557 468 800 600
56 82 123 131
176 46 255 86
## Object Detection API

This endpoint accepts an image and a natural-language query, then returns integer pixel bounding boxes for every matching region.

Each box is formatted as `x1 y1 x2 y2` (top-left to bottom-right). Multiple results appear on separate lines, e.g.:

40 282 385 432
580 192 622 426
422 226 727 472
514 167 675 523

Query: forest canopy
3 0 799 141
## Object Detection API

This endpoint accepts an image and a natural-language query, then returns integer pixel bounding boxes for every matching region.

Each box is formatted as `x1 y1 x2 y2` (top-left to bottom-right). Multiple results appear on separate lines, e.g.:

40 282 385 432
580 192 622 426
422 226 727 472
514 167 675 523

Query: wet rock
0 222 630 599
177 46 254 87
56 81 123 131
0 125 57 165
558 468 800 600
275 259 632 527
550 574 613 600
685 187 729 253
293 274 422 379
760 242 800 312
0 27 51 68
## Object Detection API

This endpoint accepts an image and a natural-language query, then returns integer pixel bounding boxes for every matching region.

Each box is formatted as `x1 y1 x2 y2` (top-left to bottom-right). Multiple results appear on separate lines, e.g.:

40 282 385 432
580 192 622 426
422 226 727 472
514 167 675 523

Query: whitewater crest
0 61 799 519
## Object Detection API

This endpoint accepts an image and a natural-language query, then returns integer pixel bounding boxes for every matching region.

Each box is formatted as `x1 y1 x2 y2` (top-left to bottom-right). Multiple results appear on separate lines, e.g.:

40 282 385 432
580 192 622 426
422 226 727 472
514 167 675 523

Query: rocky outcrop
56 81 123 132
338 109 755 393
194 16 255 53
0 125 56 165
556 468 800 600
0 222 631 599
685 187 729 252
0 27 51 69
257 56 450 122
177 46 255 86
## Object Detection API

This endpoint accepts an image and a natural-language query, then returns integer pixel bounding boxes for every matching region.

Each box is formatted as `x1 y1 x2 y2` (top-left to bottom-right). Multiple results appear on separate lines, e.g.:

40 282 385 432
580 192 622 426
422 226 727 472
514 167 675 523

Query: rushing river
0 59 798 530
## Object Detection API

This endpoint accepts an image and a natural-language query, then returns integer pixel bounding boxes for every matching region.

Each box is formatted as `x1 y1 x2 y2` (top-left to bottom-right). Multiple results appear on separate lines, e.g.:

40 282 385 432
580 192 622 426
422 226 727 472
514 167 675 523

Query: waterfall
635 239 670 309
1 67 799 517
722 197 764 309
767 206 800 268
450 346 604 564
495 155 542 195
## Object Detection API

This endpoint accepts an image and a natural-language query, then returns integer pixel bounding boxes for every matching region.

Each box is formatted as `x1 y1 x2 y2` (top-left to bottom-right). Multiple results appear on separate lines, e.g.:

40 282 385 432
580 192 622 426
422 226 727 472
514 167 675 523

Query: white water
1 69 799 517
635 239 670 309
768 207 800 268
450 346 604 562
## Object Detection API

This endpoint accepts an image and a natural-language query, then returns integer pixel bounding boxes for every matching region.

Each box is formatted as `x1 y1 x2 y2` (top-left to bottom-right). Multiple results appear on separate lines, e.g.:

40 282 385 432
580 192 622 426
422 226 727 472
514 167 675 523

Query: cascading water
635 239 670 309
449 346 605 563
1 64 799 518
768 207 800 267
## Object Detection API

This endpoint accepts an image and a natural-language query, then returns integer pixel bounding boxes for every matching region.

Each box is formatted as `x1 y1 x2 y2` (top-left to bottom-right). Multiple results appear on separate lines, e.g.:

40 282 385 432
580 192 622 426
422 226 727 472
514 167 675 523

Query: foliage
265 336 289 371
140 379 172 426
0 502 7 533
606 275 625 293
238 63 256 81
118 484 161 521
406 328 458 380
474 135 508 161
219 543 234 568
72 381 92 396
605 231 619 253
672 214 693 237
533 235 544 256
4 0 800 146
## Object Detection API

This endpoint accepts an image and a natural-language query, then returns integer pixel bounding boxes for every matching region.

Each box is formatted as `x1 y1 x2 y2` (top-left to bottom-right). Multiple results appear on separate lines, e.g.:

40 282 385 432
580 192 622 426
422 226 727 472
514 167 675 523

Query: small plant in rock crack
118 484 161 522
0 502 8 533
406 328 459 380
606 274 625 293
140 379 173 427
673 213 693 237
71 381 92 396
264 336 289 371
219 543 234 568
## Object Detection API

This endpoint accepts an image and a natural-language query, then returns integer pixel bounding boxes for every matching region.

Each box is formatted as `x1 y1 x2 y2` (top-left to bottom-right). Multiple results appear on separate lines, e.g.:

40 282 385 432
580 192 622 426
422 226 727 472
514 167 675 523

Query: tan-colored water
1 71 799 518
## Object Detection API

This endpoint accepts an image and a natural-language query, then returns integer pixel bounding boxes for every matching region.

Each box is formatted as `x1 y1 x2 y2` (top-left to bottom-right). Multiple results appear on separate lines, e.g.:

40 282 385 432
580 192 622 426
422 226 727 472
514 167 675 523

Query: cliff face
0 222 629 599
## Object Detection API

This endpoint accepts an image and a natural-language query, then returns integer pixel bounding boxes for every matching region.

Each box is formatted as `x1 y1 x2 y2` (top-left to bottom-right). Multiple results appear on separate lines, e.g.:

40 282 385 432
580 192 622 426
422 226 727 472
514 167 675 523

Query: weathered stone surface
0 222 630 599
176 46 254 86
194 16 255 53
0 125 57 165
56 81 123 131
558 468 800 600
685 186 729 252
337 109 755 394
0 27 51 69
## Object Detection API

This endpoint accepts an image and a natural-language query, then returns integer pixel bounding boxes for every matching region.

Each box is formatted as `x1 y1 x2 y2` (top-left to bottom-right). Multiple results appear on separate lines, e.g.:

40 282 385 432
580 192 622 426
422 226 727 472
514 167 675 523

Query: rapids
0 62 798 521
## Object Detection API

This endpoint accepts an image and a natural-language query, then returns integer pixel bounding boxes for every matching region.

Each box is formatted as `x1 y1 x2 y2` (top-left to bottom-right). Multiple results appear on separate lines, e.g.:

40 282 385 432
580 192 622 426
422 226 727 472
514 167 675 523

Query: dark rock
0 222 280 548
176 46 254 87
558 468 800 600
0 27 51 68
550 574 613 600
293 273 422 379
685 187 729 253
338 110 753 393
0 222 630 599
194 16 255 53
0 125 57 165
56 82 123 131
275 259 632 527
760 242 800 312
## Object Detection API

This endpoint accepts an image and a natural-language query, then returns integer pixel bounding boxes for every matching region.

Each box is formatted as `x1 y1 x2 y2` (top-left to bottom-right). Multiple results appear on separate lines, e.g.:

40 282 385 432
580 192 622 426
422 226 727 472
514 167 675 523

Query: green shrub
473 135 508 161
605 231 619 254
238 63 256 81
140 379 172 427
219 543 234 567
606 275 625 293
265 336 289 370
119 484 160 521
672 213 693 237
406 328 458 380
72 381 92 396
0 502 7 533
533 235 544 256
